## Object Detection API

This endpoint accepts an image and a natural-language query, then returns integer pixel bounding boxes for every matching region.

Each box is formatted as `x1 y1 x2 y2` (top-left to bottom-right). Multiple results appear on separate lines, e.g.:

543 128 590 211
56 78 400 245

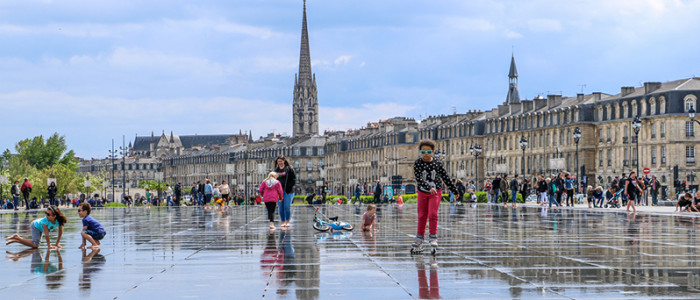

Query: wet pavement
2 204 700 299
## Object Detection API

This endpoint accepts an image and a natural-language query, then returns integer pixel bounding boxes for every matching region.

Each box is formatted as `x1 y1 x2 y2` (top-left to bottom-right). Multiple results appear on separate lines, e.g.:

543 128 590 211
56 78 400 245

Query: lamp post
632 116 642 176
108 139 118 202
470 144 482 190
573 127 582 191
519 136 528 177
119 135 128 200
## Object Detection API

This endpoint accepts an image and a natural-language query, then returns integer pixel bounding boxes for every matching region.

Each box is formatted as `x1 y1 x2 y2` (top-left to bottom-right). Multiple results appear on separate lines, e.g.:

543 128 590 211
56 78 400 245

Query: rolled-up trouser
279 192 294 222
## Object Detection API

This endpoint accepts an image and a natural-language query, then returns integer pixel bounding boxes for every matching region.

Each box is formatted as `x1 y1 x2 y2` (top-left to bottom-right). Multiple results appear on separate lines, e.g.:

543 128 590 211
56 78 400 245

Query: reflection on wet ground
2 204 700 299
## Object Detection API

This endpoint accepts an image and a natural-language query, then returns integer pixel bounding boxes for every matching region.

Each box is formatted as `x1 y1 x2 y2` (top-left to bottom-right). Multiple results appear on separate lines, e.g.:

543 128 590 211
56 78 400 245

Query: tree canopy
11 133 77 171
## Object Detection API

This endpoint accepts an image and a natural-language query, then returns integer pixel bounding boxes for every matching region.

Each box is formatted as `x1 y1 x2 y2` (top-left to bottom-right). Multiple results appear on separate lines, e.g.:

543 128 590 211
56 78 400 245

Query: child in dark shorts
676 192 693 212
78 203 106 249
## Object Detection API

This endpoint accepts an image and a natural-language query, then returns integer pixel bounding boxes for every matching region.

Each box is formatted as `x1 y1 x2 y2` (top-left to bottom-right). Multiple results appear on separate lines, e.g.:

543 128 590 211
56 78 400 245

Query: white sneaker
412 236 424 248
428 234 438 247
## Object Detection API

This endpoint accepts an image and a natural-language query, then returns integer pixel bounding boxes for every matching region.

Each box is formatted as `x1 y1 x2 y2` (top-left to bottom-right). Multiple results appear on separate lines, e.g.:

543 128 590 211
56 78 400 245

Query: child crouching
78 203 106 249
6 206 67 249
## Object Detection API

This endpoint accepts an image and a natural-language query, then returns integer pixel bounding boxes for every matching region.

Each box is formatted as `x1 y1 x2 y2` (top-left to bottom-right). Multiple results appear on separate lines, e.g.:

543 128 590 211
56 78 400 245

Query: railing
632 136 638 143
623 137 629 143
607 160 612 166
623 160 630 166
632 159 638 166
687 157 696 164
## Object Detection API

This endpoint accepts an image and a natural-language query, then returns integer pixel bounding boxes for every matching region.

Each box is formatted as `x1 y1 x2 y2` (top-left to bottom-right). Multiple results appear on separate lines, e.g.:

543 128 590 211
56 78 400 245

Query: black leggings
265 202 277 222
566 189 574 206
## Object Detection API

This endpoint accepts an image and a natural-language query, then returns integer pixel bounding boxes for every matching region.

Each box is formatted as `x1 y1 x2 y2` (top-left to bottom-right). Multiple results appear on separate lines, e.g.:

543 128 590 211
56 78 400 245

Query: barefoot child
362 204 378 232
6 206 66 249
78 203 106 249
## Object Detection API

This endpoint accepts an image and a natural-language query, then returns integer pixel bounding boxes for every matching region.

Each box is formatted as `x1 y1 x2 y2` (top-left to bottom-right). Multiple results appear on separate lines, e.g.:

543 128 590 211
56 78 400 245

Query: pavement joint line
112 208 265 299
341 206 416 299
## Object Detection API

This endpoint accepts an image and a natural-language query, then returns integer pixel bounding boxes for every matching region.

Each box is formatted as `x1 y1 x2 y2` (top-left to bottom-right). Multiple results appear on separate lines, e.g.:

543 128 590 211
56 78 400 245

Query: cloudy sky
1 0 699 158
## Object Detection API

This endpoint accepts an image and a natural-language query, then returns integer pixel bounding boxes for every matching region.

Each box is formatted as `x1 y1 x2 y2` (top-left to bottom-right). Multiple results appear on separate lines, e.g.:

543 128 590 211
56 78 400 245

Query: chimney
621 86 635 96
592 92 602 101
577 93 584 102
547 94 562 109
521 100 533 112
644 82 662 94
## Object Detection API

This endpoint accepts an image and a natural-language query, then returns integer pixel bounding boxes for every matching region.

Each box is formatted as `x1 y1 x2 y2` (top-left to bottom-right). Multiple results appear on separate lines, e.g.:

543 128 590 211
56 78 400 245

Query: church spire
292 0 319 137
297 0 312 85
506 54 521 104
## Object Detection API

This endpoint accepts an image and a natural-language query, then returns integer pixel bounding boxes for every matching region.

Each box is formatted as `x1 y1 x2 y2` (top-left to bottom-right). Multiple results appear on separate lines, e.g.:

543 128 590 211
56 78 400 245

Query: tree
11 133 78 171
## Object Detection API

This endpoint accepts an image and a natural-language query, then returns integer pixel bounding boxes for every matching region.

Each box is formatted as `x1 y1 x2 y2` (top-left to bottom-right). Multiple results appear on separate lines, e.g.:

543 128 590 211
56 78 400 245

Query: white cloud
444 17 495 32
527 19 563 32
333 55 351 65
503 29 523 39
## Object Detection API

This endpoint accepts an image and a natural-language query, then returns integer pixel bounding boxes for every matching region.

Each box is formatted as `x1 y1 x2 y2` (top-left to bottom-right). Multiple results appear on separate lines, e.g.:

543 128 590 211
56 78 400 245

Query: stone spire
506 54 521 104
248 130 253 143
292 0 319 137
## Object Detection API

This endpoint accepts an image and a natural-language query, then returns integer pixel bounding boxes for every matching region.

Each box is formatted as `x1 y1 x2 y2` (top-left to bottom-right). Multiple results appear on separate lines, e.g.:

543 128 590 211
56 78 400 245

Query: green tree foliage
138 180 172 191
11 133 77 171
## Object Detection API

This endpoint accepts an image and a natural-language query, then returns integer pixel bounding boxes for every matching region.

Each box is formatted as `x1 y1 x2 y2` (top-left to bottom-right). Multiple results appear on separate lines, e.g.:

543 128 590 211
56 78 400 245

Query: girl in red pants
412 139 457 249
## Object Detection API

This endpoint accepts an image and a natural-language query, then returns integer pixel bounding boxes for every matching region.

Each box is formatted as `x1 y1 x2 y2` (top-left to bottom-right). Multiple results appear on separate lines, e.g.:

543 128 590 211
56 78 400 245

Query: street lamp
632 116 642 176
470 144 482 190
689 105 700 126
108 139 118 202
573 127 582 191
519 136 528 177
119 135 128 200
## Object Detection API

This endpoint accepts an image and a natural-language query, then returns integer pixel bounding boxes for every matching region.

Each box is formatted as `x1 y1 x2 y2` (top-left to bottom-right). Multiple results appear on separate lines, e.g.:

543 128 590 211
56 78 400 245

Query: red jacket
21 181 32 193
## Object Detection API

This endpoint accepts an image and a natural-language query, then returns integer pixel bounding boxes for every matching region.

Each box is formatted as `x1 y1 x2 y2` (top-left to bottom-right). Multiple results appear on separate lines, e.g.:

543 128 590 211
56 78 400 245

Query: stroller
603 189 622 208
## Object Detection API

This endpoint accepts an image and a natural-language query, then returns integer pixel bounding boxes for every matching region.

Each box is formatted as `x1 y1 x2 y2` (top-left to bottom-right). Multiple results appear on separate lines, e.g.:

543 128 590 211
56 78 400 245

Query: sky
1 0 700 159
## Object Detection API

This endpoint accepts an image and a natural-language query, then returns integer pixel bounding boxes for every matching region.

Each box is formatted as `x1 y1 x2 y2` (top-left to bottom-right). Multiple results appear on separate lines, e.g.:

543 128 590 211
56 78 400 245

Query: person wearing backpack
11 180 21 210
564 173 575 207
508 175 519 208
553 173 565 207
491 176 501 204
546 177 560 207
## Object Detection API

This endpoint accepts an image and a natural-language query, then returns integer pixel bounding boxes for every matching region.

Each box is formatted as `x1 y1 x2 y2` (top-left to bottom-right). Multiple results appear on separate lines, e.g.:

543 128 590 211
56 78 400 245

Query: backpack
552 183 557 193
618 178 627 191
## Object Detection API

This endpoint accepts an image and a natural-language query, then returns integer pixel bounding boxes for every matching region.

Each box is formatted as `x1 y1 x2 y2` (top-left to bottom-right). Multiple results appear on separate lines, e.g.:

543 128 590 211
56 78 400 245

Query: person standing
373 180 382 204
190 182 198 205
625 172 642 213
353 184 361 205
174 181 182 206
321 182 328 203
536 176 547 206
650 176 660 206
219 180 230 206
21 178 32 210
164 184 174 206
47 182 58 207
508 174 519 208
274 156 296 228
455 179 466 203
553 173 565 207
198 181 206 206
11 180 21 210
412 139 457 249
491 176 501 204
521 178 530 204
564 173 575 207
500 174 509 205
203 179 213 208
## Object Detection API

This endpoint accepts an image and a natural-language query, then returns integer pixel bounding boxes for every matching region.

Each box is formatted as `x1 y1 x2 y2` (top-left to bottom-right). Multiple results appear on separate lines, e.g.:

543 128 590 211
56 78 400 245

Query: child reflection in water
415 257 440 299
14 249 65 289
80 248 106 291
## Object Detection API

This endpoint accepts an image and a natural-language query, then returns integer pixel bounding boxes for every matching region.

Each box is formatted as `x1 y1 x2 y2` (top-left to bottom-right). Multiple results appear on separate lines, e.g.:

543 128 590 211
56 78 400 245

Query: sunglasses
420 150 433 154
45 212 54 217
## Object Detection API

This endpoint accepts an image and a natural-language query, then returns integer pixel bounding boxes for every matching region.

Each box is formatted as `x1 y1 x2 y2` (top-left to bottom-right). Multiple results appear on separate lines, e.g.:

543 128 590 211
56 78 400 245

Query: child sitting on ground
676 192 693 212
6 206 67 249
78 202 106 249
362 204 378 232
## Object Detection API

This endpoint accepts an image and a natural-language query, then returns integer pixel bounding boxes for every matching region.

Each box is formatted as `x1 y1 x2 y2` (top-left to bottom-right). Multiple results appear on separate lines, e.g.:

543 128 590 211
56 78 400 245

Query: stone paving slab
2 204 700 299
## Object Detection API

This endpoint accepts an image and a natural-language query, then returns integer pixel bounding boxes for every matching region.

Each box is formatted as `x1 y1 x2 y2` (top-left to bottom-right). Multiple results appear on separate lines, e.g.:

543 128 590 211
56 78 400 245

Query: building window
651 147 657 164
661 146 666 164
687 122 695 137
307 160 313 171
651 123 656 138
661 122 666 138
599 150 603 167
295 148 301 156
295 161 300 170
607 149 612 166
687 146 695 164
686 96 696 112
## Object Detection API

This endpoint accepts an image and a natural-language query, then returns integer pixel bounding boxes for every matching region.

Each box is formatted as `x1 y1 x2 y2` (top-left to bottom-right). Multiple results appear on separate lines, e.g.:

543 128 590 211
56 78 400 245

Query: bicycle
312 207 354 231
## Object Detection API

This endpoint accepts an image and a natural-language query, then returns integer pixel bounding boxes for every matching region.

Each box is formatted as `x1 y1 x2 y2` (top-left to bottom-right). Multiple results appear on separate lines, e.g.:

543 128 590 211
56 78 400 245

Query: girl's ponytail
49 205 68 226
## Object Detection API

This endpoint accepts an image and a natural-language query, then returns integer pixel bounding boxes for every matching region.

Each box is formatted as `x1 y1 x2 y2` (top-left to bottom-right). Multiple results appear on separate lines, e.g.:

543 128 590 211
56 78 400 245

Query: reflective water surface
2 204 700 299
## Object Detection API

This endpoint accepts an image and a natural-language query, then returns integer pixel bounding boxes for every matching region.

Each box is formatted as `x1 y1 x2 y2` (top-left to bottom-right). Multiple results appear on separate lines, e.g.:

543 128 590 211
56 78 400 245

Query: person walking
547 177 560 207
259 172 284 230
491 176 501 204
373 180 382 204
353 184 362 205
21 178 32 210
198 181 206 206
165 184 174 206
219 180 230 206
536 175 547 206
321 182 328 203
203 179 213 208
455 179 466 203
190 182 198 206
553 173 565 207
274 156 296 228
11 180 21 210
625 172 642 213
